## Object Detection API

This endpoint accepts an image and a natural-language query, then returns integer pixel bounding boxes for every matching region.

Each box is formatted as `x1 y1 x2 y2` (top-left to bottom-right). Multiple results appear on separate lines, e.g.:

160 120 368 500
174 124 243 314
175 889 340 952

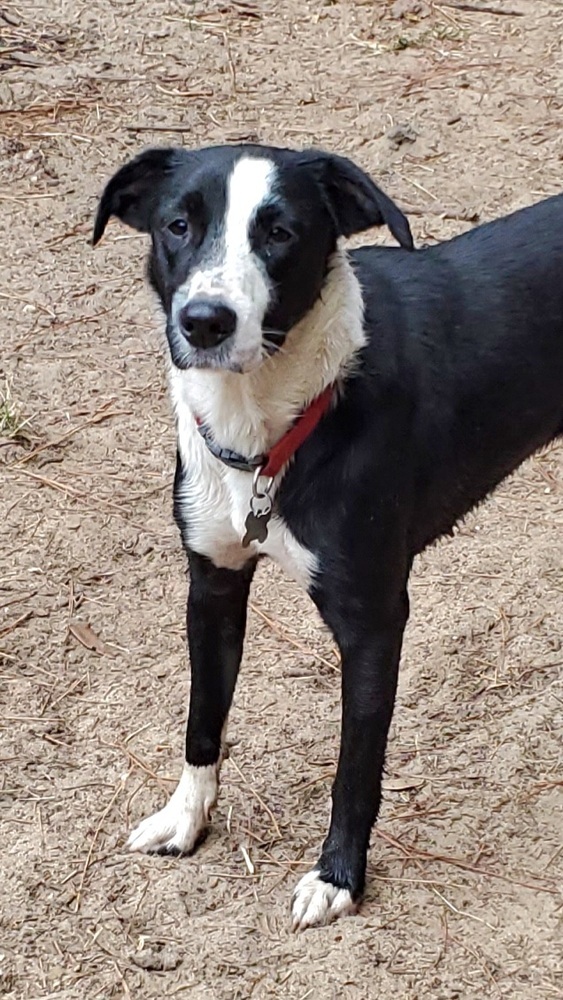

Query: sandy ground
1 1 562 997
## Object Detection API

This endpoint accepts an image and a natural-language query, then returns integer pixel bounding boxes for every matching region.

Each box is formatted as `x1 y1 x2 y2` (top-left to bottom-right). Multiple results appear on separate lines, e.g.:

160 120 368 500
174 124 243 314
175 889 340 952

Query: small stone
387 123 418 149
131 945 183 972
390 0 430 18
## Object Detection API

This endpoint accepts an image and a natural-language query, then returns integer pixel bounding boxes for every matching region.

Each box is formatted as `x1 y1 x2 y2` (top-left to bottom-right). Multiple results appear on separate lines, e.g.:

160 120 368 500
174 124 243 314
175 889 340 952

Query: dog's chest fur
172 396 317 586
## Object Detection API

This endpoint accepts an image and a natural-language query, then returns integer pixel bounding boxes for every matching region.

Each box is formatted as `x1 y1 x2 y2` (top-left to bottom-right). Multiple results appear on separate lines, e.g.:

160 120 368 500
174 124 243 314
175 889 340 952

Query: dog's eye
168 219 188 237
268 226 292 244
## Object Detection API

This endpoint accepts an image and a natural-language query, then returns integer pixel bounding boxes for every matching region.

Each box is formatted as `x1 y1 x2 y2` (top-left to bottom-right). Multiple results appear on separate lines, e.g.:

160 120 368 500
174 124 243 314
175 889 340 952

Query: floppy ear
92 147 181 246
305 151 414 250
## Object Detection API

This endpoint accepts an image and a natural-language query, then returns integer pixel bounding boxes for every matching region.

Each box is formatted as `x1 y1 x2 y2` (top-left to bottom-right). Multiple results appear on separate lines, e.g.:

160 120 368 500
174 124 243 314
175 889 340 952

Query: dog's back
351 194 563 550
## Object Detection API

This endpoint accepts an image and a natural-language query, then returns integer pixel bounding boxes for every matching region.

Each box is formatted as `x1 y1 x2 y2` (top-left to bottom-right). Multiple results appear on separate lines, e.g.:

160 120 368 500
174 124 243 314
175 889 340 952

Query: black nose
178 299 237 350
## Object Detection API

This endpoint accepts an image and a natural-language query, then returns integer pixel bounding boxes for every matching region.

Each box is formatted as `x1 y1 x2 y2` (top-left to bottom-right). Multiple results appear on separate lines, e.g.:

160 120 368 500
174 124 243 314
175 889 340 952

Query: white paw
291 869 357 930
127 763 218 855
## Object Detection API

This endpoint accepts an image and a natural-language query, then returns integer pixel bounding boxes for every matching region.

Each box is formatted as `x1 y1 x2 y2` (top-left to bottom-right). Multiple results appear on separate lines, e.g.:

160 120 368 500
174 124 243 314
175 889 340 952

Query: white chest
174 404 317 590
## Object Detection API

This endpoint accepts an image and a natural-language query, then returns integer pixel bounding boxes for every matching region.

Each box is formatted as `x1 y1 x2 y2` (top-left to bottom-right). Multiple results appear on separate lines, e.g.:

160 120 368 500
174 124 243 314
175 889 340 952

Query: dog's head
93 144 413 373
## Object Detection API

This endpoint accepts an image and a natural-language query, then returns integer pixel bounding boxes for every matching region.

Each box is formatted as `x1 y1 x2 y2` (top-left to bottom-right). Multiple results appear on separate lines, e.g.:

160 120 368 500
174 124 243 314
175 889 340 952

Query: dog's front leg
128 551 256 856
292 590 409 929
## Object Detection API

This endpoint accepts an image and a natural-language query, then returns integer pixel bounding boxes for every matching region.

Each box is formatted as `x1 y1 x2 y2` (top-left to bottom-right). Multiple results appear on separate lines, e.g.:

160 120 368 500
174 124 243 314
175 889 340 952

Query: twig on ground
11 399 129 467
249 601 339 672
73 779 127 912
229 755 283 841
376 827 558 893
437 2 523 15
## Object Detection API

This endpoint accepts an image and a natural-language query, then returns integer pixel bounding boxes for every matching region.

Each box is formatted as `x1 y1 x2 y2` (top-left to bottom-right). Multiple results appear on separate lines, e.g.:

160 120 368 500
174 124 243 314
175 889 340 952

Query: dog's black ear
305 151 414 250
92 147 181 246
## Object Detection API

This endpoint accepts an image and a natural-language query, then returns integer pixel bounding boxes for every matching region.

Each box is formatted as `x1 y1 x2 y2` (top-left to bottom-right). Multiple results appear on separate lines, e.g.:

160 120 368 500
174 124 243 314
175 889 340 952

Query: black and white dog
93 144 563 930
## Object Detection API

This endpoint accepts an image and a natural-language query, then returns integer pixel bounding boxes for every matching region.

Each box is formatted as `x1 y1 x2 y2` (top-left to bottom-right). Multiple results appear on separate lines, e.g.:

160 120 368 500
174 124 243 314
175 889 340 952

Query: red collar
195 384 334 477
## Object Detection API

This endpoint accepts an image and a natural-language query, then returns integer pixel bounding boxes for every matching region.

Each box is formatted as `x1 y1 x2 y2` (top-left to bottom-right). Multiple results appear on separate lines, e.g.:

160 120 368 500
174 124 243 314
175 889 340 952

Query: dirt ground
1 1 562 997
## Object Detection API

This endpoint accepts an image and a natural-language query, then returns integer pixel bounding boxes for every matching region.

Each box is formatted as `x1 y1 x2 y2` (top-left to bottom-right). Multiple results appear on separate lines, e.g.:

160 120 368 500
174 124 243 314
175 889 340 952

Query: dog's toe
291 869 357 930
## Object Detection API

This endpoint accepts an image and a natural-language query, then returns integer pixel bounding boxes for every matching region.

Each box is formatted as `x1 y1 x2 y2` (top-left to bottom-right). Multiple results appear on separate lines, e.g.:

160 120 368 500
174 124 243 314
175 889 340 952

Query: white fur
291 869 357 930
169 247 365 585
172 157 275 371
127 763 217 855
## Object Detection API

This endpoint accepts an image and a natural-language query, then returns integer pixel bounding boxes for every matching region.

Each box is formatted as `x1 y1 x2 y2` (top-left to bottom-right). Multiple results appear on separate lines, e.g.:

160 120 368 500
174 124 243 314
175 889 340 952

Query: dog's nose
178 299 237 350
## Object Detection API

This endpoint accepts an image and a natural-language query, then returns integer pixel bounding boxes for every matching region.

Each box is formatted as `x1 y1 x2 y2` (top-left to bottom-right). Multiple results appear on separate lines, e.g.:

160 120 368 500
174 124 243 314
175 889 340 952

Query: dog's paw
291 869 357 930
127 763 217 856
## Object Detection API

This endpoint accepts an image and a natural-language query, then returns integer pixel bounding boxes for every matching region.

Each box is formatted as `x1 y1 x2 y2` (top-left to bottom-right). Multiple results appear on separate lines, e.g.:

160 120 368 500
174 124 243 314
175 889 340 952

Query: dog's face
93 144 413 373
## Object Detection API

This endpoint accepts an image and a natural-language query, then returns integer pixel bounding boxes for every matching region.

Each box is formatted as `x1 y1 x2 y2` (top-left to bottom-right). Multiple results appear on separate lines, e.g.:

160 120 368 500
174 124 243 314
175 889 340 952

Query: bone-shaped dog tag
242 494 272 547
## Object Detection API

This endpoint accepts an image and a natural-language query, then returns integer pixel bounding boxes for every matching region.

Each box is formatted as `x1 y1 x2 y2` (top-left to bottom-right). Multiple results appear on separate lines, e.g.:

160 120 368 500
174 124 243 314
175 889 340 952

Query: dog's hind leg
127 552 256 856
291 585 409 930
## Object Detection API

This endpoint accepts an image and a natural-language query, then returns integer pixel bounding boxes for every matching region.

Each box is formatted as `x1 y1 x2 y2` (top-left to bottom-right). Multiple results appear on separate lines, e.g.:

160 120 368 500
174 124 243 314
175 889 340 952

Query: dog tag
242 494 272 547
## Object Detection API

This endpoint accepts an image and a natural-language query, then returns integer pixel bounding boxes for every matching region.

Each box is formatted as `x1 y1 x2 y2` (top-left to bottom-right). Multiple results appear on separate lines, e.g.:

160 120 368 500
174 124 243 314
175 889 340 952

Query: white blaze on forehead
173 154 277 371
224 155 276 266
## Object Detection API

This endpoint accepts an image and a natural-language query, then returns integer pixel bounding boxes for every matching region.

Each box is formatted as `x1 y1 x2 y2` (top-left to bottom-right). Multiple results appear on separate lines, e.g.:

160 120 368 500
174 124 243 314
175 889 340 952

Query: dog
93 143 563 930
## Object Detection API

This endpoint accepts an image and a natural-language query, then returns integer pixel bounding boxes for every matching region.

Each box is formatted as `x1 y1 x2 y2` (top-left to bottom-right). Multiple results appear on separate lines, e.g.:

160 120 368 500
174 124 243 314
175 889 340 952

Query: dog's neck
169 248 365 458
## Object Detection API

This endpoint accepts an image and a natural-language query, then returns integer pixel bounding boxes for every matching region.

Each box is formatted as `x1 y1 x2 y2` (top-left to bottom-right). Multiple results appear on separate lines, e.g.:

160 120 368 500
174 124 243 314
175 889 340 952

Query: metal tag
241 468 275 548
242 505 272 547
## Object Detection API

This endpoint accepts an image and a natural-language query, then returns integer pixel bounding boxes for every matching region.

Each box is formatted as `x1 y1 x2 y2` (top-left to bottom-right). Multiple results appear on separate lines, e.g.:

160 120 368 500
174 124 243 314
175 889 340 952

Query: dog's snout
179 299 237 350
